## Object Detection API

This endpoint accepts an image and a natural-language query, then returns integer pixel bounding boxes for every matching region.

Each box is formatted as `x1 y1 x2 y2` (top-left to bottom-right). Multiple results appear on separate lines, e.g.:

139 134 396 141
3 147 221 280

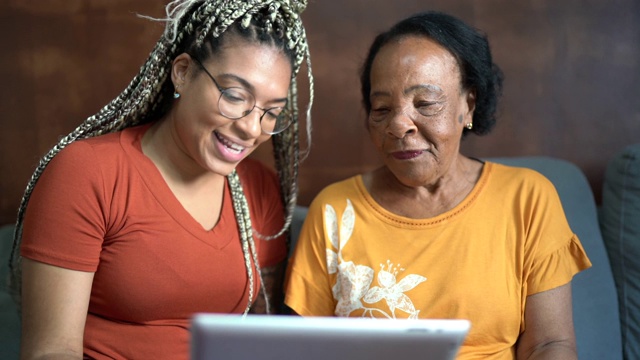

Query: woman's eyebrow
370 83 445 99
404 84 443 95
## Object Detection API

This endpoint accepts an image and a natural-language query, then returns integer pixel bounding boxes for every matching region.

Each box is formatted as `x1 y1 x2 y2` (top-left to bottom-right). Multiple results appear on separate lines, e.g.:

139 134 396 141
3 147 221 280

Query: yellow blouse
285 162 591 359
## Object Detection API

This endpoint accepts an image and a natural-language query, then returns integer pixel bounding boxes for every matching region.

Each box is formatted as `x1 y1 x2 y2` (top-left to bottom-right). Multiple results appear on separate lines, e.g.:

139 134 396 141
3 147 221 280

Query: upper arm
21 258 95 359
516 282 577 360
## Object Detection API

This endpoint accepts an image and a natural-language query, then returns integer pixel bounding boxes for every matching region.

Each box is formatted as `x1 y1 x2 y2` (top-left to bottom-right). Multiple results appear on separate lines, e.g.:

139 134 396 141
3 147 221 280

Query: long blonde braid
8 0 314 315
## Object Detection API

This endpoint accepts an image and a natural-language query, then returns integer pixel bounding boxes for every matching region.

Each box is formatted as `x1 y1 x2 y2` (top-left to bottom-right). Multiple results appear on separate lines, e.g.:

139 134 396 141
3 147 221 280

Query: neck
365 155 483 219
142 118 225 187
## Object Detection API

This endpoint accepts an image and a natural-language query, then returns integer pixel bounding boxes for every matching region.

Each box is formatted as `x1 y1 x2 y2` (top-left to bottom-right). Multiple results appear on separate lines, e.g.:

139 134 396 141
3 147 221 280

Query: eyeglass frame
188 55 293 135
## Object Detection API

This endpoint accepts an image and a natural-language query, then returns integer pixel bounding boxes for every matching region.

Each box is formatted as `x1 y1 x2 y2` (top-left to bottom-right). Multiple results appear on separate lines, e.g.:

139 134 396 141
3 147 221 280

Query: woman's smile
165 40 292 176
391 150 424 160
213 130 250 162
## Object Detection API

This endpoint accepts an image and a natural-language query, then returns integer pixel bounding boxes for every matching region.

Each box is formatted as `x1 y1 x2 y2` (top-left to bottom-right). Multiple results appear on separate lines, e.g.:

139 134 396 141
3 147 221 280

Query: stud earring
465 123 473 130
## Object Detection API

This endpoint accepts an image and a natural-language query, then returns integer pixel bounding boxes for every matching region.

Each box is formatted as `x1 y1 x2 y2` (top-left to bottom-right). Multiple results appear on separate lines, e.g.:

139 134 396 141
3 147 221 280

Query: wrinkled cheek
368 130 386 152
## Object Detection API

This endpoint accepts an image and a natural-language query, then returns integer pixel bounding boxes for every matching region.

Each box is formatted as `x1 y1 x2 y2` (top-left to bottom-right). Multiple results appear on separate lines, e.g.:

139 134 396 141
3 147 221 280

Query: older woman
285 11 591 359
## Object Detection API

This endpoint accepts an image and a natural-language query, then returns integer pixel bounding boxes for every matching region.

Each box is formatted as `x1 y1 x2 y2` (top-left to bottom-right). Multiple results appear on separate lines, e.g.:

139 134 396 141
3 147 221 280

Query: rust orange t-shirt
21 124 287 359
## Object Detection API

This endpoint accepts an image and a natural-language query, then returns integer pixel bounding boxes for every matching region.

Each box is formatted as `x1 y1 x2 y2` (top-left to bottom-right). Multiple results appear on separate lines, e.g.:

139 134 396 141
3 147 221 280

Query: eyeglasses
190 57 293 135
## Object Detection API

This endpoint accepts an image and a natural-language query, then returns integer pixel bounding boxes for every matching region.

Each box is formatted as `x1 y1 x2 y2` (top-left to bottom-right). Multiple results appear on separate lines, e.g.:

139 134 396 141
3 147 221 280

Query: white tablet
191 313 470 360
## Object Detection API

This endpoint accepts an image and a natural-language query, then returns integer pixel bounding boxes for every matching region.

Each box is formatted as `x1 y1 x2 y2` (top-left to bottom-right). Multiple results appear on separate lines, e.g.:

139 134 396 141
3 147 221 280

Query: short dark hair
360 11 504 136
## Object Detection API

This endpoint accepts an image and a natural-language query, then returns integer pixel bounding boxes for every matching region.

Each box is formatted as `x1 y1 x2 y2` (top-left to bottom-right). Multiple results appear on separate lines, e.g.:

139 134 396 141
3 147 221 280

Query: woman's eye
264 110 281 120
369 108 390 121
416 101 442 116
416 101 435 108
221 89 249 104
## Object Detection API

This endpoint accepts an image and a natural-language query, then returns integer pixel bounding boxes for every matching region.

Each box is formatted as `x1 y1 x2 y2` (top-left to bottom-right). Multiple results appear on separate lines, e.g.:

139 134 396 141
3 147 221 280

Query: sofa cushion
0 224 20 360
600 144 640 360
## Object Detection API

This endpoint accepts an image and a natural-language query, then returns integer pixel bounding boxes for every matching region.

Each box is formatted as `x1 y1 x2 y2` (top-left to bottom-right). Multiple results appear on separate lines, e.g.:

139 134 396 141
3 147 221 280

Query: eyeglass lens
217 87 291 135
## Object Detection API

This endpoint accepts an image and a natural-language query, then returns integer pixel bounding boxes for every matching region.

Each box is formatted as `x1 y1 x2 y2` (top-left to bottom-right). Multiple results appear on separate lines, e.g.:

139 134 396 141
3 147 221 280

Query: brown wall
1 1 639 225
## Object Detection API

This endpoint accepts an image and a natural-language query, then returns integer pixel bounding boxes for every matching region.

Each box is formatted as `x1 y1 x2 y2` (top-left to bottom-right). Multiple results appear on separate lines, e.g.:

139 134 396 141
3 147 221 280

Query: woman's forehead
370 36 461 92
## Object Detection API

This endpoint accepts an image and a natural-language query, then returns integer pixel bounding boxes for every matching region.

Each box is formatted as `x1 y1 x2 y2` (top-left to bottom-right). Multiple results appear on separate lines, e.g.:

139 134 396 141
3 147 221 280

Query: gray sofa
2 147 639 359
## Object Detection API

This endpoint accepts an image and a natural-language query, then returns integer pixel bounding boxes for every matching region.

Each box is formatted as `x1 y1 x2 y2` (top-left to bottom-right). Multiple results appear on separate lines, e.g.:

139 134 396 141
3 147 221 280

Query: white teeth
216 132 245 153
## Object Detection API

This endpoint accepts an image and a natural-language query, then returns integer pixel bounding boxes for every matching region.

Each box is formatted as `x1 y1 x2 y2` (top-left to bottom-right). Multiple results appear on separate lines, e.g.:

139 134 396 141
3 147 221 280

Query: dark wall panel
1 1 639 224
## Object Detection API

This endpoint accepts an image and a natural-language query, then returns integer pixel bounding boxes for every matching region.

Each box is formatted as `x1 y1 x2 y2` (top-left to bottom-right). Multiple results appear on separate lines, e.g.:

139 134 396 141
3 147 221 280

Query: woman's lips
391 150 424 160
214 131 248 162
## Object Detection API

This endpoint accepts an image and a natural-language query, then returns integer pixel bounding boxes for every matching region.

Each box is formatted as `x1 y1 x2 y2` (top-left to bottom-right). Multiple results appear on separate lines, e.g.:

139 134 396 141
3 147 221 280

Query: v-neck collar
120 124 235 249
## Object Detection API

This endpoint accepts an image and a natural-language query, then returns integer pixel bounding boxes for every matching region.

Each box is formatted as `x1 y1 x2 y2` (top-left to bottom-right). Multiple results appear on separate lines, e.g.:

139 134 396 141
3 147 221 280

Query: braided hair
8 0 314 315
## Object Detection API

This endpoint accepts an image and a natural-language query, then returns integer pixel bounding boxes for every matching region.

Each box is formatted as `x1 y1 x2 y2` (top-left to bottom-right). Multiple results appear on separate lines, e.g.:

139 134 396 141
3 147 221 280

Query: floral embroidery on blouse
325 199 427 319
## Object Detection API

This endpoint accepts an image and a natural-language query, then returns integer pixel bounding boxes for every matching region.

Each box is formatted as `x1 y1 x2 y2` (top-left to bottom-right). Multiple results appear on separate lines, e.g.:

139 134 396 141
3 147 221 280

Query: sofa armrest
600 144 640 359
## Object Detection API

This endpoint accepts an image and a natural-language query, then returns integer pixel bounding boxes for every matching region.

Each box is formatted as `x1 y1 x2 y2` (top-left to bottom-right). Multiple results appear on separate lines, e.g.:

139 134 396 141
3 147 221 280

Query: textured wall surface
1 0 639 224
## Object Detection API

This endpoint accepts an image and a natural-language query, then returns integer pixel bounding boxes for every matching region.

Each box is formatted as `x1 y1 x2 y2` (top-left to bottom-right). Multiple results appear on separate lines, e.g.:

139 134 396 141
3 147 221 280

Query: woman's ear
171 53 192 90
465 88 476 116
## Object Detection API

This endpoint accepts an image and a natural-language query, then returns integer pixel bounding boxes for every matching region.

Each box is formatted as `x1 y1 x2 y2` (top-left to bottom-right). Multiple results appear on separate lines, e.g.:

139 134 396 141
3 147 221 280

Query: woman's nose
386 108 418 138
235 108 264 138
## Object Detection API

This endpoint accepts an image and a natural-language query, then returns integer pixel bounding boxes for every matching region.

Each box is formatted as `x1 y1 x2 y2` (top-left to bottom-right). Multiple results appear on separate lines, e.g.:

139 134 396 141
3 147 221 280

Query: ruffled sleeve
527 234 592 295
513 166 593 296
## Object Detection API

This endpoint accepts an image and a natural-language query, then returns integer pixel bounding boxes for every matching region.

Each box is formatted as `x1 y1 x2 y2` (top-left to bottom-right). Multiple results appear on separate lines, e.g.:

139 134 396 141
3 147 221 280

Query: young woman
9 1 313 358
